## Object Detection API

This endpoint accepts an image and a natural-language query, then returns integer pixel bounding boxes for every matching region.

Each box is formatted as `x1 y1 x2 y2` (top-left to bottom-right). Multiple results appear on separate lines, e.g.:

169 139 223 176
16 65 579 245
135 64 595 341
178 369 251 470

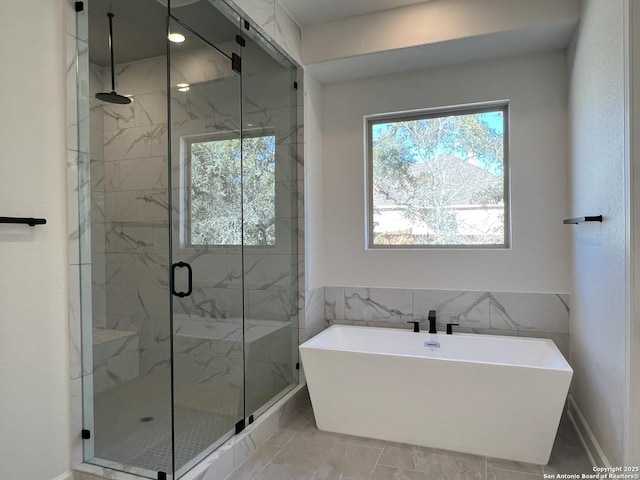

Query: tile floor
224 399 593 480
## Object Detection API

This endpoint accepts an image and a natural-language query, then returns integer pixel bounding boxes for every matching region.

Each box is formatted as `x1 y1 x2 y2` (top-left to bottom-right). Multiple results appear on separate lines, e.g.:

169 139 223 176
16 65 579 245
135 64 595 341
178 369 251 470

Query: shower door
167 4 300 474
167 11 246 475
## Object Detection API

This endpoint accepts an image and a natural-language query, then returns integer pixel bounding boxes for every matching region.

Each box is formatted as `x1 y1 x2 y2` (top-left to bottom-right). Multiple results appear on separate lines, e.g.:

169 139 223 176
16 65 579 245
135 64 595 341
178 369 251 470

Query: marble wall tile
247 289 298 321
170 48 234 86
68 150 81 265
246 361 293 403
243 71 297 114
93 330 139 361
79 152 93 263
303 287 327 342
324 287 571 351
150 124 168 157
244 254 297 291
324 287 345 321
103 103 136 131
232 0 276 40
344 287 412 323
80 264 95 374
204 78 241 118
90 128 105 164
114 58 167 97
112 252 168 287
104 191 137 223
274 143 298 182
69 265 83 380
296 105 304 145
89 65 104 125
195 446 235 480
173 352 234 386
139 348 170 377
77 39 90 155
172 252 230 288
105 284 139 317
89 143 105 180
489 292 570 333
173 333 212 357
138 313 171 351
413 289 491 329
274 2 301 65
133 91 166 127
137 286 171 318
105 350 140 390
105 315 141 333
104 126 153 161
274 181 301 220
269 217 299 255
91 223 106 254
269 108 301 147
170 87 217 123
102 161 119 192
105 224 161 254
190 287 243 320
85 468 147 480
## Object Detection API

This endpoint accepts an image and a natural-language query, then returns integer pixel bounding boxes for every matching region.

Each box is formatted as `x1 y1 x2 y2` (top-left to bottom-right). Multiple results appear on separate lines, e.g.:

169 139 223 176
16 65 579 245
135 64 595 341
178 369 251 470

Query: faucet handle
446 323 460 335
406 320 420 333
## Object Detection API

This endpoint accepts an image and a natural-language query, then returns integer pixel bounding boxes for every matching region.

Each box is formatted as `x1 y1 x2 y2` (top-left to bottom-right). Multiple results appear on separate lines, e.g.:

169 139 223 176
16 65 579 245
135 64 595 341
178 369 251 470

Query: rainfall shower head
95 12 132 105
96 91 131 104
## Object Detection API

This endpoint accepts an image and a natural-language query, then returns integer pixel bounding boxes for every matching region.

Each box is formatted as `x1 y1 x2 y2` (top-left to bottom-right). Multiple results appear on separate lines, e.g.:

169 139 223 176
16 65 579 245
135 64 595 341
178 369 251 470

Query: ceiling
278 0 433 26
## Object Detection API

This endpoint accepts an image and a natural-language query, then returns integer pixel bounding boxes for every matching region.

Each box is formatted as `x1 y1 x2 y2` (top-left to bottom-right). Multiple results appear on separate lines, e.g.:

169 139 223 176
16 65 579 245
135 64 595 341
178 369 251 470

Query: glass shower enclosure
79 1 300 477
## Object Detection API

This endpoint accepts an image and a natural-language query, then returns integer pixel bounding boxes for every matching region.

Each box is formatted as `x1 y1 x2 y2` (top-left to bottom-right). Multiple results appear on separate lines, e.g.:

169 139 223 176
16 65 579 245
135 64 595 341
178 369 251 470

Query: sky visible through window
372 111 504 174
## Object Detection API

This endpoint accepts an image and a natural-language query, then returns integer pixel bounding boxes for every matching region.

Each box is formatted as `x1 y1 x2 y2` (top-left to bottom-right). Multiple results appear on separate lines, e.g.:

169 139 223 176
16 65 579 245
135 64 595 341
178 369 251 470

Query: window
366 103 509 248
186 131 276 246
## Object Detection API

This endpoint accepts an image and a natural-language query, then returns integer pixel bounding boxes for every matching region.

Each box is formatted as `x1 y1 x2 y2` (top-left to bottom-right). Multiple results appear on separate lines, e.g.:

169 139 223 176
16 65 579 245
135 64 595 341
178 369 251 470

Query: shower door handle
171 262 192 298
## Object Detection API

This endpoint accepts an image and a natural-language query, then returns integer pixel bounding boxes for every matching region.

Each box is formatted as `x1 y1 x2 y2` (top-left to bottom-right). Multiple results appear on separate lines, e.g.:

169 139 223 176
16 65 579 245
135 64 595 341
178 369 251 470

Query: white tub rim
300 324 573 373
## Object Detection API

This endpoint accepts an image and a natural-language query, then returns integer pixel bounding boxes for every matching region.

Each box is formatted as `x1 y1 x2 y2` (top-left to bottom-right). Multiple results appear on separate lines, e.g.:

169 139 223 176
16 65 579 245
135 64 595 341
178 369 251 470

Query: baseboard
567 394 612 468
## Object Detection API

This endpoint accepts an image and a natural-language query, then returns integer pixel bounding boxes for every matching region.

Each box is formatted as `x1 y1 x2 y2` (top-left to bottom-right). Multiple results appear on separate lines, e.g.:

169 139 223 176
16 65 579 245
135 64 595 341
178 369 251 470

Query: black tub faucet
407 320 421 332
428 310 437 334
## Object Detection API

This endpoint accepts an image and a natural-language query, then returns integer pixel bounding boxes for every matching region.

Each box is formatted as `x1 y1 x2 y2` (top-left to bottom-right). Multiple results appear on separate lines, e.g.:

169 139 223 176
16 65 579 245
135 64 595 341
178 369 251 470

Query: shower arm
107 12 116 92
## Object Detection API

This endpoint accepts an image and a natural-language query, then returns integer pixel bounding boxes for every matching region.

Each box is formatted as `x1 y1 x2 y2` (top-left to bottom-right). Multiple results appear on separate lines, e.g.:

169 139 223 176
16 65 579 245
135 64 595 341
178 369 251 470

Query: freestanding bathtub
299 325 573 465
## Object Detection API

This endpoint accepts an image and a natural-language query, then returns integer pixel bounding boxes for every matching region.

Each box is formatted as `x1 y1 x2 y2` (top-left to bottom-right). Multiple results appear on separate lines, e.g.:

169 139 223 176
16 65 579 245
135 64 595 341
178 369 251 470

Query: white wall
0 1 70 479
320 51 571 293
303 71 324 290
631 0 640 465
568 0 627 466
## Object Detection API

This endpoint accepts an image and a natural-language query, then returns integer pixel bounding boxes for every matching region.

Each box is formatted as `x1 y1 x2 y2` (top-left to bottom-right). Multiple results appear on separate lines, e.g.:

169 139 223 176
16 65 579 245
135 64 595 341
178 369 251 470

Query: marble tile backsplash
324 286 571 359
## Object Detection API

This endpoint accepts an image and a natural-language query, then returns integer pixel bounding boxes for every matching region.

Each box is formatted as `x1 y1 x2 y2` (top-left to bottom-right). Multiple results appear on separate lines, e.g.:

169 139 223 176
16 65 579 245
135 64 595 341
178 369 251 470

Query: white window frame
364 102 510 249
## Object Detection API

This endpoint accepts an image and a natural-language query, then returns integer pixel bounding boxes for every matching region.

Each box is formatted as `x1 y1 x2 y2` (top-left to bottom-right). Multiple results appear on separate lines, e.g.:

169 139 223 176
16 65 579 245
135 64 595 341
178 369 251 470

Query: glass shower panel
240 35 300 417
84 0 172 477
168 16 244 475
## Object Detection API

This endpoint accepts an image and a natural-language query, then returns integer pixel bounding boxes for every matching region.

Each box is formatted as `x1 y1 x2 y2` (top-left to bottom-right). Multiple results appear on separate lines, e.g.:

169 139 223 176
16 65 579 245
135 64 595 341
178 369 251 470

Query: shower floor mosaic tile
93 373 241 473
223 401 593 480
